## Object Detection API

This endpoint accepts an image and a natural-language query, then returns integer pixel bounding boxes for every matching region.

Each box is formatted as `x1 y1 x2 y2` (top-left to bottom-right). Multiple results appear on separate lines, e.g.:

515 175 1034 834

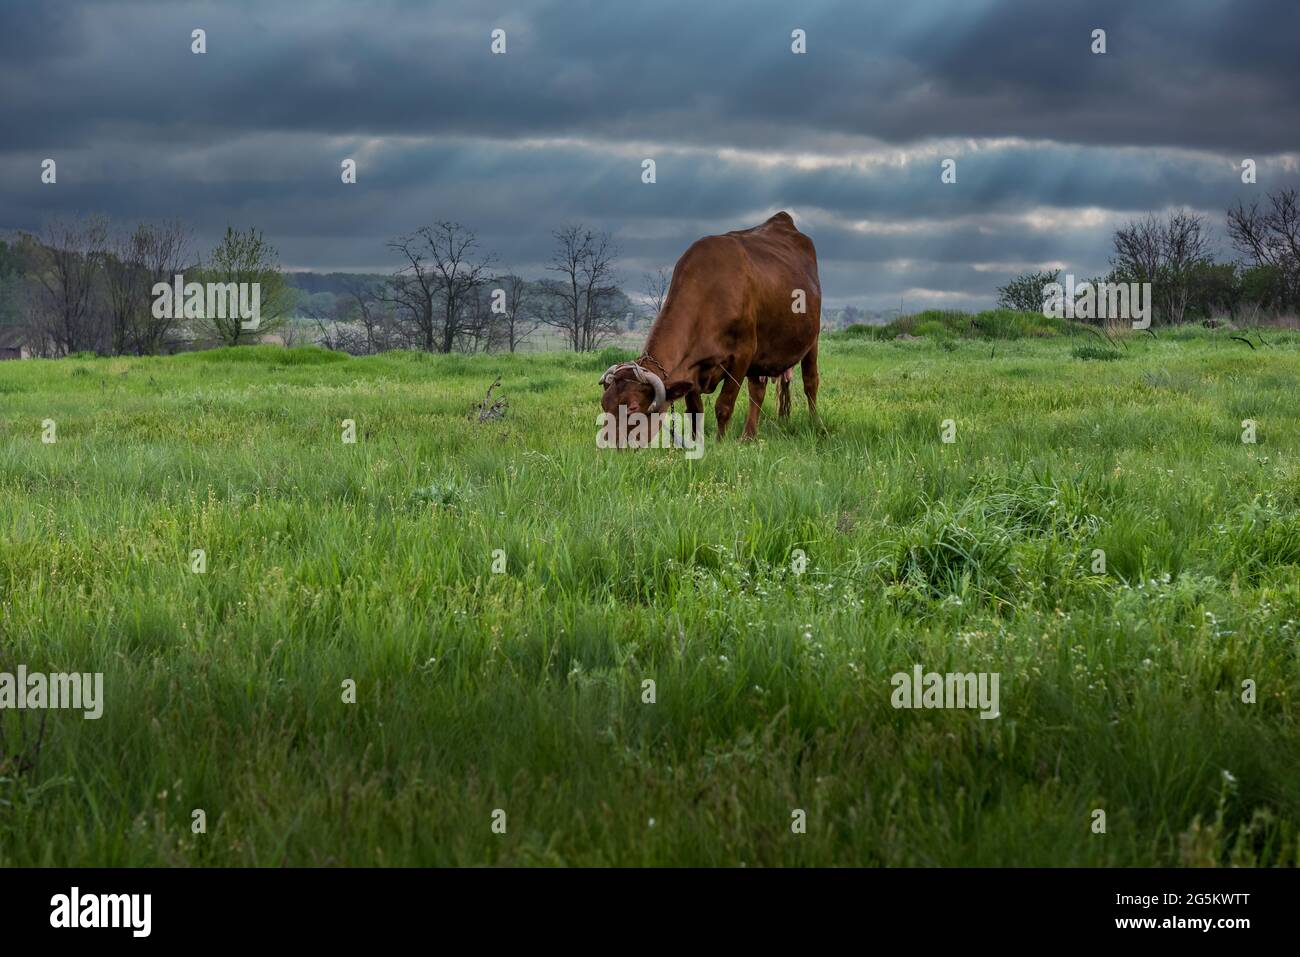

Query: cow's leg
800 344 820 422
714 375 742 440
685 391 703 441
742 376 766 440
777 368 792 418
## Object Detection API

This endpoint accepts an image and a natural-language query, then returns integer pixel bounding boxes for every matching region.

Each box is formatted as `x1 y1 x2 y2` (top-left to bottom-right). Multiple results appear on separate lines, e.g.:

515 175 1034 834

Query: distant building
0 326 31 360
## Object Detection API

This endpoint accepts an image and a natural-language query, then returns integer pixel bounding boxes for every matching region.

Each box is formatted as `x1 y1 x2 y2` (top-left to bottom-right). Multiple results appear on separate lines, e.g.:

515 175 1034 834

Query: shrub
997 269 1062 312
831 309 1079 342
1071 344 1123 361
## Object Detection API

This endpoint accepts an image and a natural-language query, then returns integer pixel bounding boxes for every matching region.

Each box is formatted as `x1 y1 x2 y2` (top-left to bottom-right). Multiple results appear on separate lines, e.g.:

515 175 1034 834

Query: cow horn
598 361 666 412
642 369 666 412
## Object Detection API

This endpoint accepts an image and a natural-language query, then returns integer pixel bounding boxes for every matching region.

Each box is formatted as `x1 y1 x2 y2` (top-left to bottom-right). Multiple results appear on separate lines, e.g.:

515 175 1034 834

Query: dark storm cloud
1 0 1297 307
5 0 1297 152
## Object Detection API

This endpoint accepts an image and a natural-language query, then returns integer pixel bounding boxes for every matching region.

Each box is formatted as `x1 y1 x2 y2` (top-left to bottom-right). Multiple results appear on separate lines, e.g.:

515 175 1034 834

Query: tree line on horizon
995 189 1300 326
0 218 655 358
4 191 1297 359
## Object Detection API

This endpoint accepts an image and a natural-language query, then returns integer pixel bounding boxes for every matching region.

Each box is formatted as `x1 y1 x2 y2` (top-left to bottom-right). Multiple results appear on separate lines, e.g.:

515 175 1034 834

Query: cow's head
598 361 696 447
600 361 664 416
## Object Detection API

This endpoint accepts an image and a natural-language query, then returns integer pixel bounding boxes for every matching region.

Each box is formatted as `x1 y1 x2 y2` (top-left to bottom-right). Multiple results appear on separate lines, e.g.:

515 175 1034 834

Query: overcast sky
3 0 1297 309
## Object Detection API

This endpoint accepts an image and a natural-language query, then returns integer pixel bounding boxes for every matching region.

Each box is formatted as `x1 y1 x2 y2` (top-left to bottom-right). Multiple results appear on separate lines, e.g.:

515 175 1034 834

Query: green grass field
1 325 1298 866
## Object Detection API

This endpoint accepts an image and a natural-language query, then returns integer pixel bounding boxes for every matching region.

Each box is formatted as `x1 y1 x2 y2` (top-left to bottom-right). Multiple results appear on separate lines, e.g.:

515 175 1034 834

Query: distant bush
997 269 1061 312
830 309 1078 342
912 317 955 339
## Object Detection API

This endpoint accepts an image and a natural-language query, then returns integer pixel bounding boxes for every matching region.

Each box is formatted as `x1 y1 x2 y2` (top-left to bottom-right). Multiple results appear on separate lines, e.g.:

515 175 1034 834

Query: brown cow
599 211 820 443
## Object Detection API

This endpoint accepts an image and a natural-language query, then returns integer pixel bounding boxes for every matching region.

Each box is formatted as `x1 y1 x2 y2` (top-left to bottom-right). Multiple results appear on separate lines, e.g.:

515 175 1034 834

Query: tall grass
0 335 1297 865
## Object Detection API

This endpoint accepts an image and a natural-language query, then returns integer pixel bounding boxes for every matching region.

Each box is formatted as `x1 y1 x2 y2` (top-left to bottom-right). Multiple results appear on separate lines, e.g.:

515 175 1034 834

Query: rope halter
598 359 666 412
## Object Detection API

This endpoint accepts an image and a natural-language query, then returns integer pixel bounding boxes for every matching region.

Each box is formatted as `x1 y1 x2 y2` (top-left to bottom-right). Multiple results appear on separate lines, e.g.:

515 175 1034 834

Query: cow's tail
777 371 792 417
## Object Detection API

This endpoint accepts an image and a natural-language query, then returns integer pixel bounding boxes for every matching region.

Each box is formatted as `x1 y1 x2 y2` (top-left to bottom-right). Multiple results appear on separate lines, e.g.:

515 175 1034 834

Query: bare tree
105 225 150 355
382 233 437 351
26 216 109 355
542 224 621 351
310 307 357 352
492 272 538 352
1111 210 1211 325
1160 211 1212 325
1111 214 1163 288
301 289 361 354
134 220 193 354
342 276 391 354
1227 188 1300 311
462 283 494 353
643 265 672 316
384 222 495 353
104 220 192 355
280 319 307 348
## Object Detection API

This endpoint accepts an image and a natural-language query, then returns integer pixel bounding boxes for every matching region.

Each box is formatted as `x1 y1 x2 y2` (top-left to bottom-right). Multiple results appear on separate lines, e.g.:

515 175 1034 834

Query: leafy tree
195 226 292 345
996 269 1061 312
1239 263 1285 321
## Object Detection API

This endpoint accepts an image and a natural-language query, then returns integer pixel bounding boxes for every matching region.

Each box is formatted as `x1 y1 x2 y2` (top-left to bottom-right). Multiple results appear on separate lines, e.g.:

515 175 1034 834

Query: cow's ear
663 379 694 401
